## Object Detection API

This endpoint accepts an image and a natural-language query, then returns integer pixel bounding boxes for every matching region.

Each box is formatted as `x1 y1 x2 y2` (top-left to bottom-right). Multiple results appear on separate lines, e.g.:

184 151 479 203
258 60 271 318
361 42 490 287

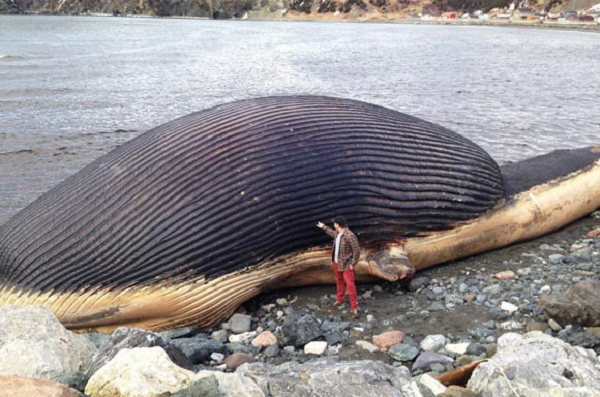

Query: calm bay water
1 15 599 223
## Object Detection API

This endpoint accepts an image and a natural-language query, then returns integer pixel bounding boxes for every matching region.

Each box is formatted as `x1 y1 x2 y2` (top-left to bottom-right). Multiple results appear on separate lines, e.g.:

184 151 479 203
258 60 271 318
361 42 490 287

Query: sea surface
1 15 599 224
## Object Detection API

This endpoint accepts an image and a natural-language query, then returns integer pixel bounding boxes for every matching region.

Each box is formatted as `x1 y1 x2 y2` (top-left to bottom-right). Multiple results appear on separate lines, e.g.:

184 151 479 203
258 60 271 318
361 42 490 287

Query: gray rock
276 313 322 347
388 344 419 362
83 333 111 349
565 248 593 265
420 335 446 352
444 294 463 307
226 342 254 355
482 285 501 295
458 283 469 293
409 277 430 292
468 332 600 396
432 286 444 295
0 306 97 382
466 343 486 356
321 321 352 334
160 326 201 340
469 327 494 340
172 375 219 397
325 332 347 345
412 352 454 371
229 313 252 334
264 345 280 358
558 327 600 355
548 254 564 264
427 302 446 312
87 327 192 377
211 330 229 343
236 357 421 396
540 280 600 327
173 338 229 364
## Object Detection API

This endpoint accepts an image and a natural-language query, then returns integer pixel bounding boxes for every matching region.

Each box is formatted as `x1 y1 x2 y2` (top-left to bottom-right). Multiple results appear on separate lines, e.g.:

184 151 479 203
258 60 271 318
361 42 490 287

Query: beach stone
83 333 111 349
444 294 463 307
211 330 229 343
276 313 322 347
173 338 229 364
468 332 600 396
0 375 80 397
482 284 501 295
500 301 518 314
420 334 446 352
409 277 430 292
0 306 97 382
418 373 447 395
587 228 600 238
85 347 196 397
526 323 548 332
428 302 447 312
234 357 420 396
264 345 280 358
223 353 257 370
440 385 478 397
458 283 469 293
159 326 201 340
229 331 257 344
304 341 328 355
225 342 253 355
321 321 352 334
445 342 470 355
495 270 515 280
432 286 444 295
413 352 454 371
87 327 192 377
466 343 486 356
325 332 347 345
251 331 277 347
548 254 564 264
540 280 600 327
516 267 531 276
373 330 404 351
356 341 380 353
547 318 563 331
558 327 600 354
229 313 252 334
463 294 476 303
171 375 219 397
388 344 419 361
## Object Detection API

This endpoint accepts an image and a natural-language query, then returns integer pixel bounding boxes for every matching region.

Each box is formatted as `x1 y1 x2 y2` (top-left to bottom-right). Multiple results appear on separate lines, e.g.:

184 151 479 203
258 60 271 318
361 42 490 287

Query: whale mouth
365 249 415 282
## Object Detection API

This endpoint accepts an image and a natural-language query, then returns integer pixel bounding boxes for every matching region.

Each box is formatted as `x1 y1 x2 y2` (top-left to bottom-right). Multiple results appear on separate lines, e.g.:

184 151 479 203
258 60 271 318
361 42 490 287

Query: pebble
482 285 501 295
548 318 563 331
388 343 419 361
251 331 277 346
276 298 288 306
420 334 446 352
495 270 516 280
373 285 383 292
466 343 486 356
229 331 257 344
363 290 373 299
210 352 225 362
458 283 469 293
548 254 564 264
500 301 519 314
356 340 380 353
229 313 252 334
540 285 552 294
264 345 280 358
517 267 531 276
211 330 229 343
373 330 404 351
500 321 523 330
445 342 470 355
304 341 328 355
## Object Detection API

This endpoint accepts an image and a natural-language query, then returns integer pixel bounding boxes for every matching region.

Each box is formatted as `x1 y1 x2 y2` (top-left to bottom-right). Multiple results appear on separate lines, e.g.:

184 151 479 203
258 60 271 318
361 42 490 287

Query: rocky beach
0 211 598 396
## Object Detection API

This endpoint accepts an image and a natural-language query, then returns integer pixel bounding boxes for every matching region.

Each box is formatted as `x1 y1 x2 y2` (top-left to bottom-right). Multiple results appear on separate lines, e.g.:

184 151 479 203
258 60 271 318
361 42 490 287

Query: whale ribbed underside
0 96 503 294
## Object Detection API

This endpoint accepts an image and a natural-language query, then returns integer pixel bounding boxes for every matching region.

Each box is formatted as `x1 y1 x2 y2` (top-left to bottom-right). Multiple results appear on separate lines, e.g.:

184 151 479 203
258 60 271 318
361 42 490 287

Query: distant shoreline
2 12 600 32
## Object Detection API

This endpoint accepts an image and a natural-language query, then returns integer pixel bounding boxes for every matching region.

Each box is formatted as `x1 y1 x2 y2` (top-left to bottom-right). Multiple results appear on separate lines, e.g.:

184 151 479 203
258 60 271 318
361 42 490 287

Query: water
1 15 599 224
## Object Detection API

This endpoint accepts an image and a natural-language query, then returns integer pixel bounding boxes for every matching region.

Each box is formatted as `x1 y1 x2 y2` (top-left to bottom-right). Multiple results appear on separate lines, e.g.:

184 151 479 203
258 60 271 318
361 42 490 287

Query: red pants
333 261 358 310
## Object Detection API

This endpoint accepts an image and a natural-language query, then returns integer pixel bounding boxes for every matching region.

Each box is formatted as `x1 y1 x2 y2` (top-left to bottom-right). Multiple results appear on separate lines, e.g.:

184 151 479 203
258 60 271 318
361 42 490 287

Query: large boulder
86 327 192 377
275 313 322 347
468 332 600 396
85 347 208 397
233 357 420 396
0 306 97 381
540 280 600 327
0 374 81 397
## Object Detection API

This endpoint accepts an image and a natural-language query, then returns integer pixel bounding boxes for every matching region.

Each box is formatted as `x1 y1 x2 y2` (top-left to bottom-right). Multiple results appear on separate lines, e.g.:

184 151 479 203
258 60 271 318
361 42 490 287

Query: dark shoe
351 309 360 319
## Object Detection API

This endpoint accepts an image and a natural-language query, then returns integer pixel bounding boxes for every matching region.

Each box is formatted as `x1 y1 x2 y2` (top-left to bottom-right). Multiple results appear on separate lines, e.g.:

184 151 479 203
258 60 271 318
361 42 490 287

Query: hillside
0 0 597 22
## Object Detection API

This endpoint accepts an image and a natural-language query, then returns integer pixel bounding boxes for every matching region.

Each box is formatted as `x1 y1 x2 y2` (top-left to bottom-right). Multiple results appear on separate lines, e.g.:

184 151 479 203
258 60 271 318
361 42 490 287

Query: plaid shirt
321 225 361 271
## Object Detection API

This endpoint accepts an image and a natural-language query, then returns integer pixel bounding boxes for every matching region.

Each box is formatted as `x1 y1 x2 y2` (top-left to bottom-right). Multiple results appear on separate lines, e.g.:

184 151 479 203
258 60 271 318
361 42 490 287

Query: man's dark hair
333 216 348 227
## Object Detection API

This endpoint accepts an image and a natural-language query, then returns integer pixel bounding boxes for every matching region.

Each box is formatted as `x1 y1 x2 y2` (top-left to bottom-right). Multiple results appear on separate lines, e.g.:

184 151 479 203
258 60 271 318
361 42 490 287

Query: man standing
316 216 361 317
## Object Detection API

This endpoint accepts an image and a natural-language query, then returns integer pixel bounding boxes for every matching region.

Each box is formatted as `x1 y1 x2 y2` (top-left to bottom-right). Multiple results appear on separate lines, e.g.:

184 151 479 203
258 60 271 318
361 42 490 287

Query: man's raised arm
316 221 336 238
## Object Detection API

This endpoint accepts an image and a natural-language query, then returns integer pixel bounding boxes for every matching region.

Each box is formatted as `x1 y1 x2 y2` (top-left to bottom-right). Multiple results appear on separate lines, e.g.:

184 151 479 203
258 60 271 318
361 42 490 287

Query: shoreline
2 12 599 33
